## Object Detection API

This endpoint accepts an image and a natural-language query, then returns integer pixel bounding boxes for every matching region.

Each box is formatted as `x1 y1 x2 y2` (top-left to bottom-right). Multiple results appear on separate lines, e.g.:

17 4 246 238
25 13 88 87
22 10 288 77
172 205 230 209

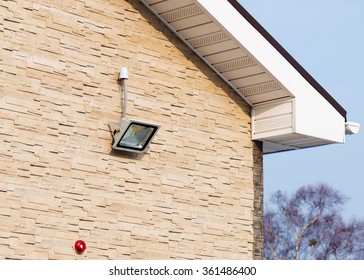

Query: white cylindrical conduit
118 67 129 119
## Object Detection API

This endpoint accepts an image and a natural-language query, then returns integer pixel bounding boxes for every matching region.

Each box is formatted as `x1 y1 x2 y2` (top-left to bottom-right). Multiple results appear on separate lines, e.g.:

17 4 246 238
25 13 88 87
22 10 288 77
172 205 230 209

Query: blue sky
239 0 364 219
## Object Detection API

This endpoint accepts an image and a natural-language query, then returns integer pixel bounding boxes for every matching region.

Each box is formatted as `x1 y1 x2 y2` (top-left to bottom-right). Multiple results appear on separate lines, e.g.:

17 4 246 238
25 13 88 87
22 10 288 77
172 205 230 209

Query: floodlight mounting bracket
108 121 122 133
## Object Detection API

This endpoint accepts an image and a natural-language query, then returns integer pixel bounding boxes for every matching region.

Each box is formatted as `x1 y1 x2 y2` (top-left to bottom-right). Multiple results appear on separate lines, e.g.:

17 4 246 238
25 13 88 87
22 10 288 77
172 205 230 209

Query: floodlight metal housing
109 119 160 153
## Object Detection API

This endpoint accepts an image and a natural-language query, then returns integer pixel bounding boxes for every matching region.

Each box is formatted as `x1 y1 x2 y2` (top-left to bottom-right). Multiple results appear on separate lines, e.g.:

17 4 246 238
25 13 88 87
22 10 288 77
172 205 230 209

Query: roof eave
138 0 349 153
227 0 347 121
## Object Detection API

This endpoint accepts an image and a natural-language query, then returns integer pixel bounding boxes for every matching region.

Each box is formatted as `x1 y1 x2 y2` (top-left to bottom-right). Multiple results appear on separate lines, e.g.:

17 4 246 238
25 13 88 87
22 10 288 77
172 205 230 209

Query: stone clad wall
0 0 263 259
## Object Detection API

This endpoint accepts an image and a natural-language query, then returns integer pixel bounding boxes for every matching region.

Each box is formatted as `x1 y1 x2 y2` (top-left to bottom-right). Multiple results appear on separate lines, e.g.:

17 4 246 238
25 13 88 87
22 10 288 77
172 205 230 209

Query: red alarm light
74 240 86 254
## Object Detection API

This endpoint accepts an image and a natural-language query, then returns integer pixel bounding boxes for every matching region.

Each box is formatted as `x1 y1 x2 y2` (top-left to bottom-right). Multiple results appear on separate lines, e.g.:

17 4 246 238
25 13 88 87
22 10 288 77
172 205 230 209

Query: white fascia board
295 90 346 143
194 0 302 97
195 0 346 144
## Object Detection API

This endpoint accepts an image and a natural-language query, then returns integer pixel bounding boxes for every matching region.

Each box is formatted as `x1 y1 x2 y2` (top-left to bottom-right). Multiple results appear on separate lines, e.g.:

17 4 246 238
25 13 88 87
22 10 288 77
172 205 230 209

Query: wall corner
252 140 264 259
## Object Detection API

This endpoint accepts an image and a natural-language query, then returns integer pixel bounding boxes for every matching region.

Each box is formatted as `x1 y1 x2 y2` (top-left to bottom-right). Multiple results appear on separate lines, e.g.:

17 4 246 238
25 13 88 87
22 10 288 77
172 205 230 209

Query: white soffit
138 0 348 154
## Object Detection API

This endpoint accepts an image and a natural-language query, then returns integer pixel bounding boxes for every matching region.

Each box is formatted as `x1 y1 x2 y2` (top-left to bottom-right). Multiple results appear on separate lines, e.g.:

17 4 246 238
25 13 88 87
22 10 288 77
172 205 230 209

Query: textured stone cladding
0 0 263 259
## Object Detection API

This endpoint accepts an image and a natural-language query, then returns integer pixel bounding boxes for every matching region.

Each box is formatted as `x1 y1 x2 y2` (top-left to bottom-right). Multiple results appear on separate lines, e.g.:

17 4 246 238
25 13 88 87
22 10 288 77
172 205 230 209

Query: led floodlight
108 67 160 153
109 119 160 153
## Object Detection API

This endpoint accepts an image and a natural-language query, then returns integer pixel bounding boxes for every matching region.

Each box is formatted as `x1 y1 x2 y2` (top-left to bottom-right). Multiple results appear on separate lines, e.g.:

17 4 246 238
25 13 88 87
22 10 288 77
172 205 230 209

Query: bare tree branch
264 183 364 260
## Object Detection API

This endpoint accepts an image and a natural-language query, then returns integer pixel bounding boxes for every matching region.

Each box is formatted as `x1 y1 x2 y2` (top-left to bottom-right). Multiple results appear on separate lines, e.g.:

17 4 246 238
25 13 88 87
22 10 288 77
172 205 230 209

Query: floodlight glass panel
116 122 159 152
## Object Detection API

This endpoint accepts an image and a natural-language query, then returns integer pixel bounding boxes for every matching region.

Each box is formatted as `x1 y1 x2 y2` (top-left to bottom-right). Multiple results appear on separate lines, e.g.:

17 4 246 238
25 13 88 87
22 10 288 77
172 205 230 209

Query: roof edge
227 0 347 120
